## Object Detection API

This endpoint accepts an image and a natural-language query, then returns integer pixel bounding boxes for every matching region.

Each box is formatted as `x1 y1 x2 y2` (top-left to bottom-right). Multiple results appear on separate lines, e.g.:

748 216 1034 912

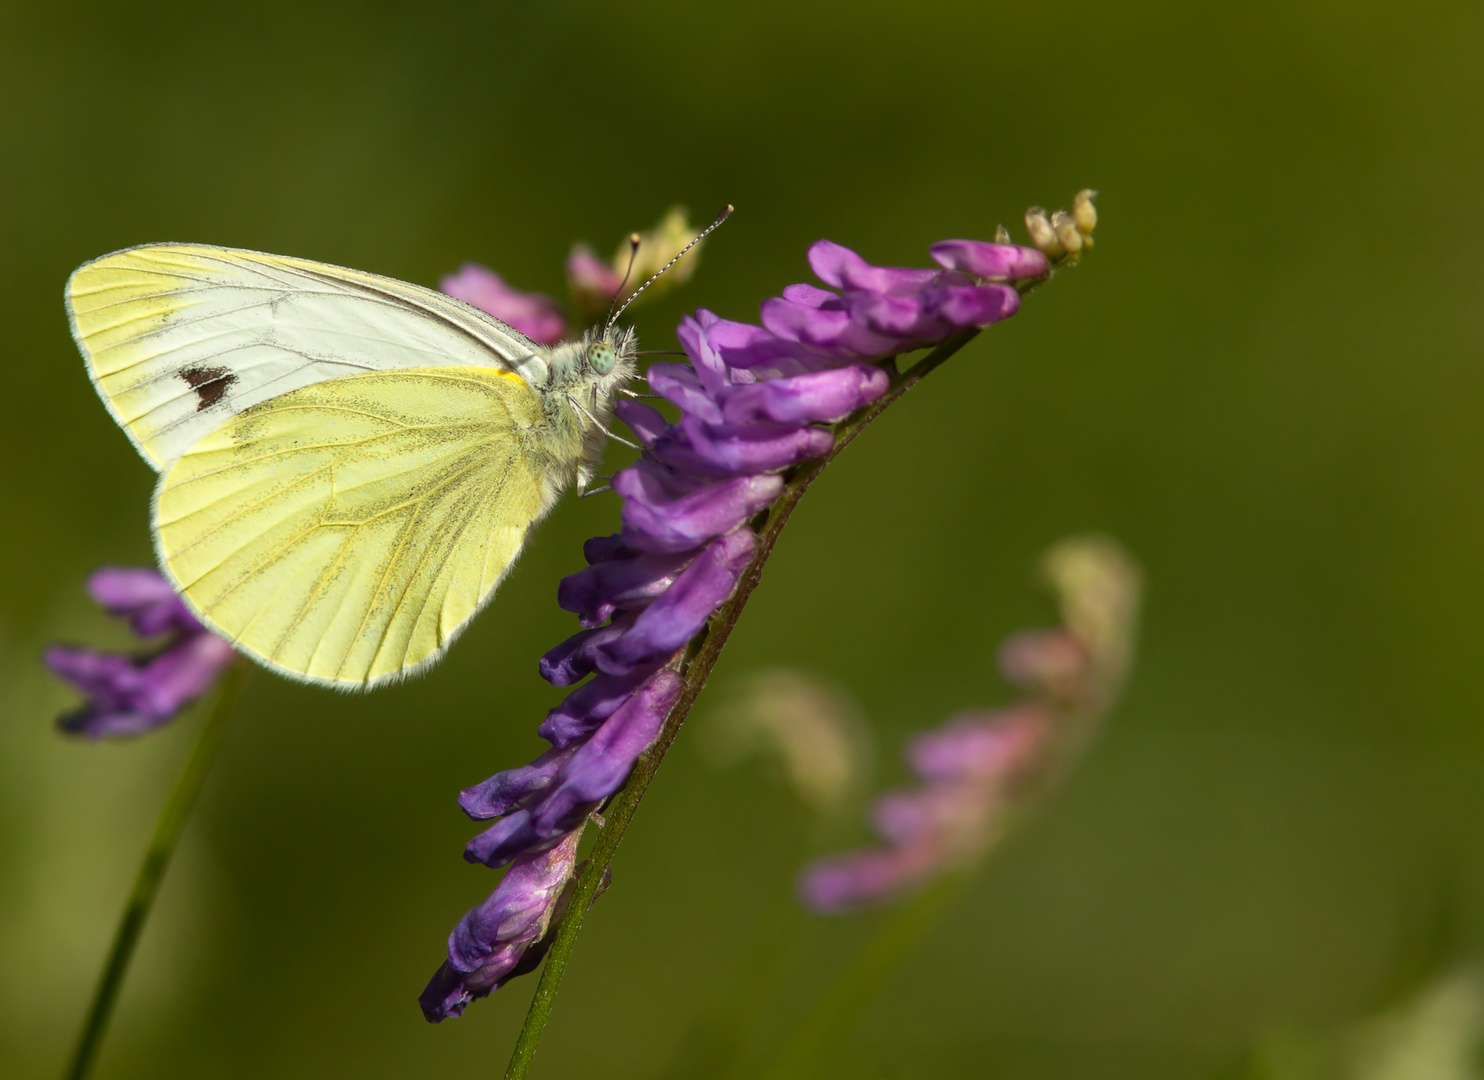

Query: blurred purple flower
440 263 568 345
423 228 1054 1019
44 567 236 739
799 537 1141 914
565 245 625 313
567 207 711 316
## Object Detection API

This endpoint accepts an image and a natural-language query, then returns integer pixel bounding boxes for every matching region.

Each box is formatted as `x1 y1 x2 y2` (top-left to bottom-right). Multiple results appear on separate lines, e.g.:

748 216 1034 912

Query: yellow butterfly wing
153 366 555 688
66 243 542 471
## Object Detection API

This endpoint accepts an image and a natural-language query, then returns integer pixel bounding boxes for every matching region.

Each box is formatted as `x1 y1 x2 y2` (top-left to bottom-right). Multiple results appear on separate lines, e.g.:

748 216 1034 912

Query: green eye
587 342 617 375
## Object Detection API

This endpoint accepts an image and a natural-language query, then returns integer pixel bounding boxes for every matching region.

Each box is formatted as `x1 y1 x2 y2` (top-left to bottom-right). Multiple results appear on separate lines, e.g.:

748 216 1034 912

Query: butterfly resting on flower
64 241 670 689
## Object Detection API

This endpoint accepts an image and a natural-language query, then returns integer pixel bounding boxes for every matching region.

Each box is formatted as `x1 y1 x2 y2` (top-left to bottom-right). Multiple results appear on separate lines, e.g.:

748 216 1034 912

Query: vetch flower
423 215 1069 1019
798 537 1141 913
1024 206 1064 258
1072 188 1098 237
929 239 1050 281
564 244 625 314
419 830 584 1020
439 263 569 345
567 206 708 317
44 567 236 739
699 669 871 816
443 208 717 348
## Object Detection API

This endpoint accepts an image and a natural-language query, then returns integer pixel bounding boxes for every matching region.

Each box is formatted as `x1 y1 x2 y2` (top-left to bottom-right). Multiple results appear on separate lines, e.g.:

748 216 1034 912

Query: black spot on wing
179 364 237 411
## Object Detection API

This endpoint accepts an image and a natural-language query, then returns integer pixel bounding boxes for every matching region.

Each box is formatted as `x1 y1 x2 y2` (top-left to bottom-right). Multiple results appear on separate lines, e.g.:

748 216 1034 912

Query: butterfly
65 242 662 690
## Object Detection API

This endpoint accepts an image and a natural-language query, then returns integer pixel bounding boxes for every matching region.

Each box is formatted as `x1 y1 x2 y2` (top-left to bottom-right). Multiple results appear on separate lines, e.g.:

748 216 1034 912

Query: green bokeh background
2 1 1482 1077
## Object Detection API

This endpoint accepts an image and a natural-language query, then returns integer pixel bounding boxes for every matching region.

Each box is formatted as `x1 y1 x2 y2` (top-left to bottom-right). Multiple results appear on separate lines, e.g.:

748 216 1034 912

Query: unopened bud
994 224 1012 245
1051 211 1083 254
1024 207 1064 258
1072 189 1098 235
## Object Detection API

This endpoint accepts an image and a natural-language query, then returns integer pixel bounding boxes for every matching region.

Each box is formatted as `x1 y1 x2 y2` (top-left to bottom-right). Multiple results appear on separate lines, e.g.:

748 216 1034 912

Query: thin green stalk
763 872 970 1080
503 330 981 1080
63 663 247 1080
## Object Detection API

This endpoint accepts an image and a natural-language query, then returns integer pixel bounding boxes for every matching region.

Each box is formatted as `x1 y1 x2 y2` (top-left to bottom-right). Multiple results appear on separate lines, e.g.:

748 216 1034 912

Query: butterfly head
581 325 636 389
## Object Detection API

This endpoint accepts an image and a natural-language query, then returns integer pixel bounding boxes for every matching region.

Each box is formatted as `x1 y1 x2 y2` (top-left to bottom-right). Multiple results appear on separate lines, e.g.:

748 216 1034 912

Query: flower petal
557 548 698 627
87 567 201 637
616 470 782 554
929 240 1049 281
440 263 568 345
595 529 756 674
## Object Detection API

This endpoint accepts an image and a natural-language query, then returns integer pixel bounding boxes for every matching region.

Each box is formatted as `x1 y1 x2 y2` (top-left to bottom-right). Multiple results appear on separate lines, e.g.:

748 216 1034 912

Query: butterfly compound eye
587 342 618 375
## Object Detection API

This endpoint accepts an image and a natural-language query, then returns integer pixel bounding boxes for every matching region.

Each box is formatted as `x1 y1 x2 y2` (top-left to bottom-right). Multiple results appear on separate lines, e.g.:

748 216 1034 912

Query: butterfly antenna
603 233 643 329
606 204 734 330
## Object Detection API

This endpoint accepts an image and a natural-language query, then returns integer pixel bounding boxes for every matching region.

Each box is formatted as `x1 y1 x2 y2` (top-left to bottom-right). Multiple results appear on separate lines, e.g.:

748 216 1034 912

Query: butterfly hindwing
154 366 554 688
66 244 542 471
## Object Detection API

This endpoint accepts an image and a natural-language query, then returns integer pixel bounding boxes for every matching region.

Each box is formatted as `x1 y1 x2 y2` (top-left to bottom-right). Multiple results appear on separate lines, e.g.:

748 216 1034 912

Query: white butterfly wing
66 243 546 471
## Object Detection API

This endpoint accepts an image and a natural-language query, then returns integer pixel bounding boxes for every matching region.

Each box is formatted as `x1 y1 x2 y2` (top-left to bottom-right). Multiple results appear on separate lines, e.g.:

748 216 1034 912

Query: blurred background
2 1 1482 1077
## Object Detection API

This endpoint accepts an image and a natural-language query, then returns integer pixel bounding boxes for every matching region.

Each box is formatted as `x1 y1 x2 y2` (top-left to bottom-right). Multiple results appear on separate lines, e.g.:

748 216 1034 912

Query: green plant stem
503 330 981 1080
763 872 970 1079
63 663 247 1080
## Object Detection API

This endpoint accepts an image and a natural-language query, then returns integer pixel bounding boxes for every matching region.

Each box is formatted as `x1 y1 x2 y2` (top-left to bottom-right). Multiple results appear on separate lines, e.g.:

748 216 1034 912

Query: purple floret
45 568 236 739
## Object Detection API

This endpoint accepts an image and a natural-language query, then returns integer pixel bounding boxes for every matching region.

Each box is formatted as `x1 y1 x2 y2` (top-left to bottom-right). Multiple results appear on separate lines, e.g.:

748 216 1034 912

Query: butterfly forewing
67 244 540 470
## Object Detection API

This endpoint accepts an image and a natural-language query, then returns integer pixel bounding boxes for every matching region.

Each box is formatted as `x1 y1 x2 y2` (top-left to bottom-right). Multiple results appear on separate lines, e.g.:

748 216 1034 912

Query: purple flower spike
46 568 236 739
799 537 1141 914
440 263 568 345
429 222 1059 1015
929 239 1050 281
420 830 581 1022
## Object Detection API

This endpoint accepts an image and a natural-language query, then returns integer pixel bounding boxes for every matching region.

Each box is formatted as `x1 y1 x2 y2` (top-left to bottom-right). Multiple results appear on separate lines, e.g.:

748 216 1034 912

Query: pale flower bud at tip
1051 211 1083 254
994 224 1012 245
1072 189 1098 235
1024 207 1064 258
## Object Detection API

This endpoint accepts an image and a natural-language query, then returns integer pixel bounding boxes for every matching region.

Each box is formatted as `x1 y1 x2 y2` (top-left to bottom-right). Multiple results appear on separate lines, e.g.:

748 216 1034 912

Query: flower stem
502 330 981 1080
63 663 247 1080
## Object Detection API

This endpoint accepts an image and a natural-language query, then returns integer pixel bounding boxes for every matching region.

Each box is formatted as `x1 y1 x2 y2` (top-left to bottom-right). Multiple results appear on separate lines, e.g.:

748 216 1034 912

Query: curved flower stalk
46 568 245 1080
799 536 1141 914
421 197 1094 1029
44 567 237 739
